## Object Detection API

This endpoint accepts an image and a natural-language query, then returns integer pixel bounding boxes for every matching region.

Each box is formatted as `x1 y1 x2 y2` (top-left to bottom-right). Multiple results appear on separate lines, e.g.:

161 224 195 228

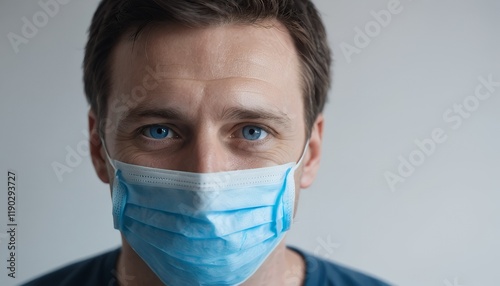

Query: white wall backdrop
1 0 499 285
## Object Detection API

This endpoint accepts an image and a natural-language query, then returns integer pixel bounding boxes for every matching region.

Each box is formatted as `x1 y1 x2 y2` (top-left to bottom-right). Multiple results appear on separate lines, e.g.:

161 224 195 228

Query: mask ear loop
99 135 117 171
99 134 127 229
292 139 310 172
281 139 310 230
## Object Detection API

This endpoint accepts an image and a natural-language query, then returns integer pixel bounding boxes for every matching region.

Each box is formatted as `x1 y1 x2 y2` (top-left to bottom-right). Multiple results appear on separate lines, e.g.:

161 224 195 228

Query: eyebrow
220 106 293 129
118 105 293 129
119 106 188 125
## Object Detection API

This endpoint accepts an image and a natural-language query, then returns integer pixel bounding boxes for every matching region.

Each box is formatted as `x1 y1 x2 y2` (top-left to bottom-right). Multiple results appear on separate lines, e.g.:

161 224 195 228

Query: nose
179 133 230 174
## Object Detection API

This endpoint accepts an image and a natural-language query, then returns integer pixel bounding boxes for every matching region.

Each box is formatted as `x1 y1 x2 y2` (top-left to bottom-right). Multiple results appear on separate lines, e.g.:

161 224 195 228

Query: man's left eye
241 125 268 141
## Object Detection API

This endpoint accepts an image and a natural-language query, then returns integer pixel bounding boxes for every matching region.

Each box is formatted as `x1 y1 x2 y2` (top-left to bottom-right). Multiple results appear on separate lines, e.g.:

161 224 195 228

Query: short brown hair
84 0 331 136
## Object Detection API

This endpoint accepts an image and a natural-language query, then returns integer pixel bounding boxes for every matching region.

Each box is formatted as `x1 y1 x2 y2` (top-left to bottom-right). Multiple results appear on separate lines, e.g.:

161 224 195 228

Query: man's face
90 20 323 198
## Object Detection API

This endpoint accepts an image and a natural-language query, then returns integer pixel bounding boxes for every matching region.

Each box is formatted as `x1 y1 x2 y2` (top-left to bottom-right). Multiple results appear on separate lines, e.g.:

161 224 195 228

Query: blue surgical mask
103 141 308 286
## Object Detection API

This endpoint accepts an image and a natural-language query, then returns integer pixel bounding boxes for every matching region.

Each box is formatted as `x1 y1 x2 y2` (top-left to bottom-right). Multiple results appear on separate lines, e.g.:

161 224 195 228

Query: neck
116 237 305 286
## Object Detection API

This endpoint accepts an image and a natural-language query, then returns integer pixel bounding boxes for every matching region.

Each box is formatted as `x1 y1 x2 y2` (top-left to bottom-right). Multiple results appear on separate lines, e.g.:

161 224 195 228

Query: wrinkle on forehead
116 20 300 84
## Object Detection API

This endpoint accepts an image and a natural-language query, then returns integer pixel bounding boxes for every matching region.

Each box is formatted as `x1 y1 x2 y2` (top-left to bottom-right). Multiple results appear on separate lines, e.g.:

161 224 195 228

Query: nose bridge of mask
101 135 308 170
100 135 308 175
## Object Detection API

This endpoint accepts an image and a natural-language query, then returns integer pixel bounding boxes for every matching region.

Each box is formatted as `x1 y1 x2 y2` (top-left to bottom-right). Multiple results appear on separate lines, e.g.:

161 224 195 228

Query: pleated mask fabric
104 141 308 286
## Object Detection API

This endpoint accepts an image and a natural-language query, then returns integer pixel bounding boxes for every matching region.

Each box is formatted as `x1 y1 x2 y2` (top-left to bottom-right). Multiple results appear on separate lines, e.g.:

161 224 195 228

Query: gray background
1 0 499 285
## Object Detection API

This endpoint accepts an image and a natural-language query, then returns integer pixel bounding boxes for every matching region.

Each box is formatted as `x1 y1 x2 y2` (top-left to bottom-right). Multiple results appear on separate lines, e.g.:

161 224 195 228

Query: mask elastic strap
281 139 309 230
293 139 310 171
100 136 117 171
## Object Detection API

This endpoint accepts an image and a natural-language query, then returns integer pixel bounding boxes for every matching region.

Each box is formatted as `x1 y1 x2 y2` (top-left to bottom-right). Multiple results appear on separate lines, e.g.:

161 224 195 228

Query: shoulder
289 247 392 286
21 248 121 286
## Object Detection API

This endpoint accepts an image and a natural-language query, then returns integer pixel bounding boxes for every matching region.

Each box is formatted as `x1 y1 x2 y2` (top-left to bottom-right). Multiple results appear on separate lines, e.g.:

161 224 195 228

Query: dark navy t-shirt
21 247 391 286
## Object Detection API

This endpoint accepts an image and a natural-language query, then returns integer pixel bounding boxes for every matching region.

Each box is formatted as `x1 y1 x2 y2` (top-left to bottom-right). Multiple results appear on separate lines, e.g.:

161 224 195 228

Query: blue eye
142 125 173 139
241 125 268 141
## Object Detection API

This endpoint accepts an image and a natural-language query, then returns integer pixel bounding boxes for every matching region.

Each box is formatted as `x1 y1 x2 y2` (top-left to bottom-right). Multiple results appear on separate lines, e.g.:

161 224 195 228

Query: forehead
110 20 302 91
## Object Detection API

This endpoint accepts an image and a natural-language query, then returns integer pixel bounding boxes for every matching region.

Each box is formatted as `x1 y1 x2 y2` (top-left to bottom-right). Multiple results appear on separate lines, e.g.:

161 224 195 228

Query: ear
300 114 324 189
89 110 110 184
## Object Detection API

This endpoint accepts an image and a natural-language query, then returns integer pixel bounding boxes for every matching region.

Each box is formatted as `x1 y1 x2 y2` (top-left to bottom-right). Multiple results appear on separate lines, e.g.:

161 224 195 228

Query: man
24 0 391 285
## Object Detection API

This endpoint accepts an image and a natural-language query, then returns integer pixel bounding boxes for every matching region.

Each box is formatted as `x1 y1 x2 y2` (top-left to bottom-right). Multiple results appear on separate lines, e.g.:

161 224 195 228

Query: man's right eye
141 125 176 139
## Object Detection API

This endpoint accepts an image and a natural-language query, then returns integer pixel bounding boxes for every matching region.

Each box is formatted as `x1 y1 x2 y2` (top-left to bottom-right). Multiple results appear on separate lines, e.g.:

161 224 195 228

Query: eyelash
234 123 273 138
136 124 179 140
135 123 276 144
